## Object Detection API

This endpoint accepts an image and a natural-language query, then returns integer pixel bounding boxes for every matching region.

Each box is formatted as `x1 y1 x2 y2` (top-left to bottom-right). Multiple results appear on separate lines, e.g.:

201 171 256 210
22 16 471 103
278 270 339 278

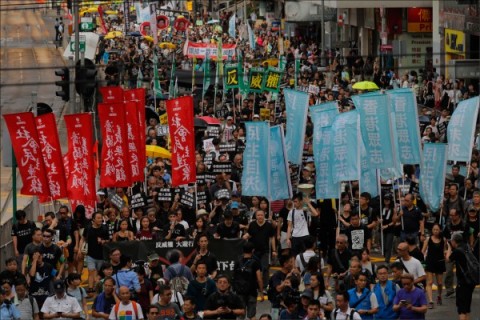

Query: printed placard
130 193 148 209
110 194 126 210
211 161 232 174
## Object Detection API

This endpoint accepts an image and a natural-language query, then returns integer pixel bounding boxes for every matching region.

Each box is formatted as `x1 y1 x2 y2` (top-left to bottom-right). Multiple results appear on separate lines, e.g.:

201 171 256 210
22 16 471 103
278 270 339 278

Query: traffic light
55 67 70 102
75 59 97 97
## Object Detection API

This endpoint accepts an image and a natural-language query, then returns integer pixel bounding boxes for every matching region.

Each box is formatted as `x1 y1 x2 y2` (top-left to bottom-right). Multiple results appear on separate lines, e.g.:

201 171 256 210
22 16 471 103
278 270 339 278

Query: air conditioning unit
285 1 322 22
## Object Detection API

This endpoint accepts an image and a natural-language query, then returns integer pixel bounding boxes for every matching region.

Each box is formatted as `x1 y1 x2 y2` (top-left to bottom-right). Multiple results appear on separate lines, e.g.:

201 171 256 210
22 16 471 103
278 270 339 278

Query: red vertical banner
99 86 124 103
3 112 50 196
98 103 132 187
125 88 146 166
35 113 68 199
64 114 96 201
166 96 196 186
125 101 143 182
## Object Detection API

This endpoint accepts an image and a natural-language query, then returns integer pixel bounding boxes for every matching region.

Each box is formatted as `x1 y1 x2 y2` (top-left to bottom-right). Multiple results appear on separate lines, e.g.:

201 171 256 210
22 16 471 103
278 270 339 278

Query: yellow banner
159 113 168 125
445 29 465 55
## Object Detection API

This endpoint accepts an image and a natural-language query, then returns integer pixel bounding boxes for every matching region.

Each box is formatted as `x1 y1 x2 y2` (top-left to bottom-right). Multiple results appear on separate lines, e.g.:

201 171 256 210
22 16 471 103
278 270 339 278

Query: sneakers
428 302 434 309
445 291 455 298
437 296 442 306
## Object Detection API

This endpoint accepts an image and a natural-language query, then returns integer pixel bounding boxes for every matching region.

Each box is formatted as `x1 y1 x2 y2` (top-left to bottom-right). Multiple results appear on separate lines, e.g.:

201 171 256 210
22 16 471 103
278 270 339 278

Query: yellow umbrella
104 31 123 39
143 35 154 42
105 10 118 15
81 7 99 13
146 145 171 159
352 81 379 91
158 42 176 49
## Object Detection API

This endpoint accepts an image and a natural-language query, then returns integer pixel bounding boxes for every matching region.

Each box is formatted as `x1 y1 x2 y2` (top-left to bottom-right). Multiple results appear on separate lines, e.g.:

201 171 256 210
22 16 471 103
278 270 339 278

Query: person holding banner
286 194 319 256
398 194 425 244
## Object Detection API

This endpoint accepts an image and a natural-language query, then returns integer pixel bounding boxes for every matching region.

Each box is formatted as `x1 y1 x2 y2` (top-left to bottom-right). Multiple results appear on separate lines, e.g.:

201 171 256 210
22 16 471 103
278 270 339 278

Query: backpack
333 308 357 320
114 301 139 320
168 266 189 296
291 209 310 229
458 245 480 286
232 258 255 295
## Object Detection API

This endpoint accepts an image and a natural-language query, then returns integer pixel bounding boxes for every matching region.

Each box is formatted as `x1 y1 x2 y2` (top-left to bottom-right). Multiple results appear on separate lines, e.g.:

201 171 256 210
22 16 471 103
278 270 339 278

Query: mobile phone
400 300 407 305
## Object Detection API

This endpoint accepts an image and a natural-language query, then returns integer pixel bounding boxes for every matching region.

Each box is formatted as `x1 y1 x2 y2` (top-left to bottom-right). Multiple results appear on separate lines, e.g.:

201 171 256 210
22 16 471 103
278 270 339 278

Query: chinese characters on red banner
3 112 50 196
35 113 67 199
64 113 96 201
98 103 132 187
166 96 196 186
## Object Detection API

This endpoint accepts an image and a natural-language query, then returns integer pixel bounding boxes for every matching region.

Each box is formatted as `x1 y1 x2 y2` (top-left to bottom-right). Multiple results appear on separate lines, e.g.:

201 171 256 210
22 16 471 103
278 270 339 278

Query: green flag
152 52 163 98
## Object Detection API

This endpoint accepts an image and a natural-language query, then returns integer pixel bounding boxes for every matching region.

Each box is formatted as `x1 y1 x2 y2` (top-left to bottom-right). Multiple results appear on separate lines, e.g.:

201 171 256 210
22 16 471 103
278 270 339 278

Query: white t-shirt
41 294 82 320
287 209 310 238
109 301 144 320
332 307 362 320
397 257 426 280
295 250 325 272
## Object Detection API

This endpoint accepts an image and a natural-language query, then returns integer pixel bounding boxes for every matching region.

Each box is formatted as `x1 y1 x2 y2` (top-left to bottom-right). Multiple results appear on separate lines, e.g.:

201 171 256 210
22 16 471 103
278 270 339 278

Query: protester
41 280 82 320
372 265 399 320
203 275 245 320
0 286 21 320
393 274 428 319
446 232 477 320
109 286 144 320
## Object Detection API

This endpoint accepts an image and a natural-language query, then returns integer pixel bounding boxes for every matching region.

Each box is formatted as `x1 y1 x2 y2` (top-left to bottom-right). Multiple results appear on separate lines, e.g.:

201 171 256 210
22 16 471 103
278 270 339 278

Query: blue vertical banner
229 14 236 38
310 102 340 199
353 92 395 169
387 89 422 164
269 126 292 200
331 110 361 183
284 89 309 165
420 143 448 212
314 126 340 199
360 141 379 197
242 122 270 197
447 96 480 162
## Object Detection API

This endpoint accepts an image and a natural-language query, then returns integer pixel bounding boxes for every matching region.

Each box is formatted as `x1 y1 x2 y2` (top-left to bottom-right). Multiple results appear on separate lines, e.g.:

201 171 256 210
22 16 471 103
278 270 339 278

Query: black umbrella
145 107 160 123
194 117 208 128
29 103 52 116
127 31 142 37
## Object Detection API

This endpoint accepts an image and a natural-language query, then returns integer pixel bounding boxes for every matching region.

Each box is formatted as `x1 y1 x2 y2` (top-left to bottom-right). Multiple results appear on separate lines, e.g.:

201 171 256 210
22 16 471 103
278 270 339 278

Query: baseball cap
227 116 233 120
53 279 65 292
301 289 313 299
231 201 239 209
253 114 260 119
196 209 208 217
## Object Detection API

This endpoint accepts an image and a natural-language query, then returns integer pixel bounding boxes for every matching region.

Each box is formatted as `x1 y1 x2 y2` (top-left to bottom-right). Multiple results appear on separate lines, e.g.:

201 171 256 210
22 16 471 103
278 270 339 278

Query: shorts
86 256 104 271
456 283 475 314
240 295 257 319
280 231 289 250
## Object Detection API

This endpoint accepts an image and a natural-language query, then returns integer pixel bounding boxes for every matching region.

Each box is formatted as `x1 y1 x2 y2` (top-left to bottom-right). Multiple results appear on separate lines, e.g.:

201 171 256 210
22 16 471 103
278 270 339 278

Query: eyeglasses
43 235 51 238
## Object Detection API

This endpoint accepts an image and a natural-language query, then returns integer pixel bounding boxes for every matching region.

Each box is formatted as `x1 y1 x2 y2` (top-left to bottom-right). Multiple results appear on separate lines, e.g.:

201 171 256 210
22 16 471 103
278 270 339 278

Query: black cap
53 279 65 291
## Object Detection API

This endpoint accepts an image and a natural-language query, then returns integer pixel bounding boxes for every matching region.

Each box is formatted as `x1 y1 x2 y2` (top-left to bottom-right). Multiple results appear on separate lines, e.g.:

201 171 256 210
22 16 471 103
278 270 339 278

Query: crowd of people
2 1 480 320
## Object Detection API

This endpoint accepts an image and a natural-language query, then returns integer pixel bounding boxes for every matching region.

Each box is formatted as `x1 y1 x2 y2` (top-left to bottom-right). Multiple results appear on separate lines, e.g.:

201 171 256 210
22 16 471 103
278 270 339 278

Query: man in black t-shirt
39 229 64 278
398 193 425 243
11 210 37 266
243 210 276 291
80 212 109 294
345 212 371 258
28 248 55 310
163 212 186 241
203 275 245 320
215 212 240 239
325 234 352 292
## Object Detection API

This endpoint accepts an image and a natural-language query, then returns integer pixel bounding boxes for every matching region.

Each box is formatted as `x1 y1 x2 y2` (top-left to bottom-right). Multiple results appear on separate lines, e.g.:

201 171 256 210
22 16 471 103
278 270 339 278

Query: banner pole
464 161 471 200
400 167 405 231
377 169 384 256
194 183 198 212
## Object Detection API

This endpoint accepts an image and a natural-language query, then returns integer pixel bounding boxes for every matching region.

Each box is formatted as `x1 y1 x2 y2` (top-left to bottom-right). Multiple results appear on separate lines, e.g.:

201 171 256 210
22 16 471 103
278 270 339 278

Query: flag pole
377 169 384 256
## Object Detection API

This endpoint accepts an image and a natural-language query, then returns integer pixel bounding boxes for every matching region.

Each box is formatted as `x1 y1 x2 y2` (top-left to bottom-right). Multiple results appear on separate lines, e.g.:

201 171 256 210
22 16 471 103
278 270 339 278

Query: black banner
110 194 126 210
157 188 173 201
206 126 220 138
103 238 245 277
180 192 195 208
196 191 208 205
219 143 236 153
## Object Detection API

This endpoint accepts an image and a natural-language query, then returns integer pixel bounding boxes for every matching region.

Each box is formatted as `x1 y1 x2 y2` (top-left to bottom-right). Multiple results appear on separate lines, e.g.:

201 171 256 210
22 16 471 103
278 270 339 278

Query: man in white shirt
332 291 361 320
395 242 426 286
41 280 82 320
287 193 319 255
109 286 144 320
295 236 323 274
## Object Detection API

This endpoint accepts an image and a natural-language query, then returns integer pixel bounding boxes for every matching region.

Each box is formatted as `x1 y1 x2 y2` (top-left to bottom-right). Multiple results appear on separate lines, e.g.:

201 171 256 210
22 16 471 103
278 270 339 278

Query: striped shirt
15 295 39 320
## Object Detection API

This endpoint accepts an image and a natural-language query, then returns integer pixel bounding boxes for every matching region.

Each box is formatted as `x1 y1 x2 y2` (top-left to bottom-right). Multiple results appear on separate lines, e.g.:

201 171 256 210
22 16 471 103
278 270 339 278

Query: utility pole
321 0 325 66
73 0 80 113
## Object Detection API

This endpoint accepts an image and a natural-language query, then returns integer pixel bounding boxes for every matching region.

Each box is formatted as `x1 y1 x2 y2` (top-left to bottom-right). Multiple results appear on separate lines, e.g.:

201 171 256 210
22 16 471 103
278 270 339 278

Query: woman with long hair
113 219 135 242
136 216 157 240
380 194 397 263
422 223 446 308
